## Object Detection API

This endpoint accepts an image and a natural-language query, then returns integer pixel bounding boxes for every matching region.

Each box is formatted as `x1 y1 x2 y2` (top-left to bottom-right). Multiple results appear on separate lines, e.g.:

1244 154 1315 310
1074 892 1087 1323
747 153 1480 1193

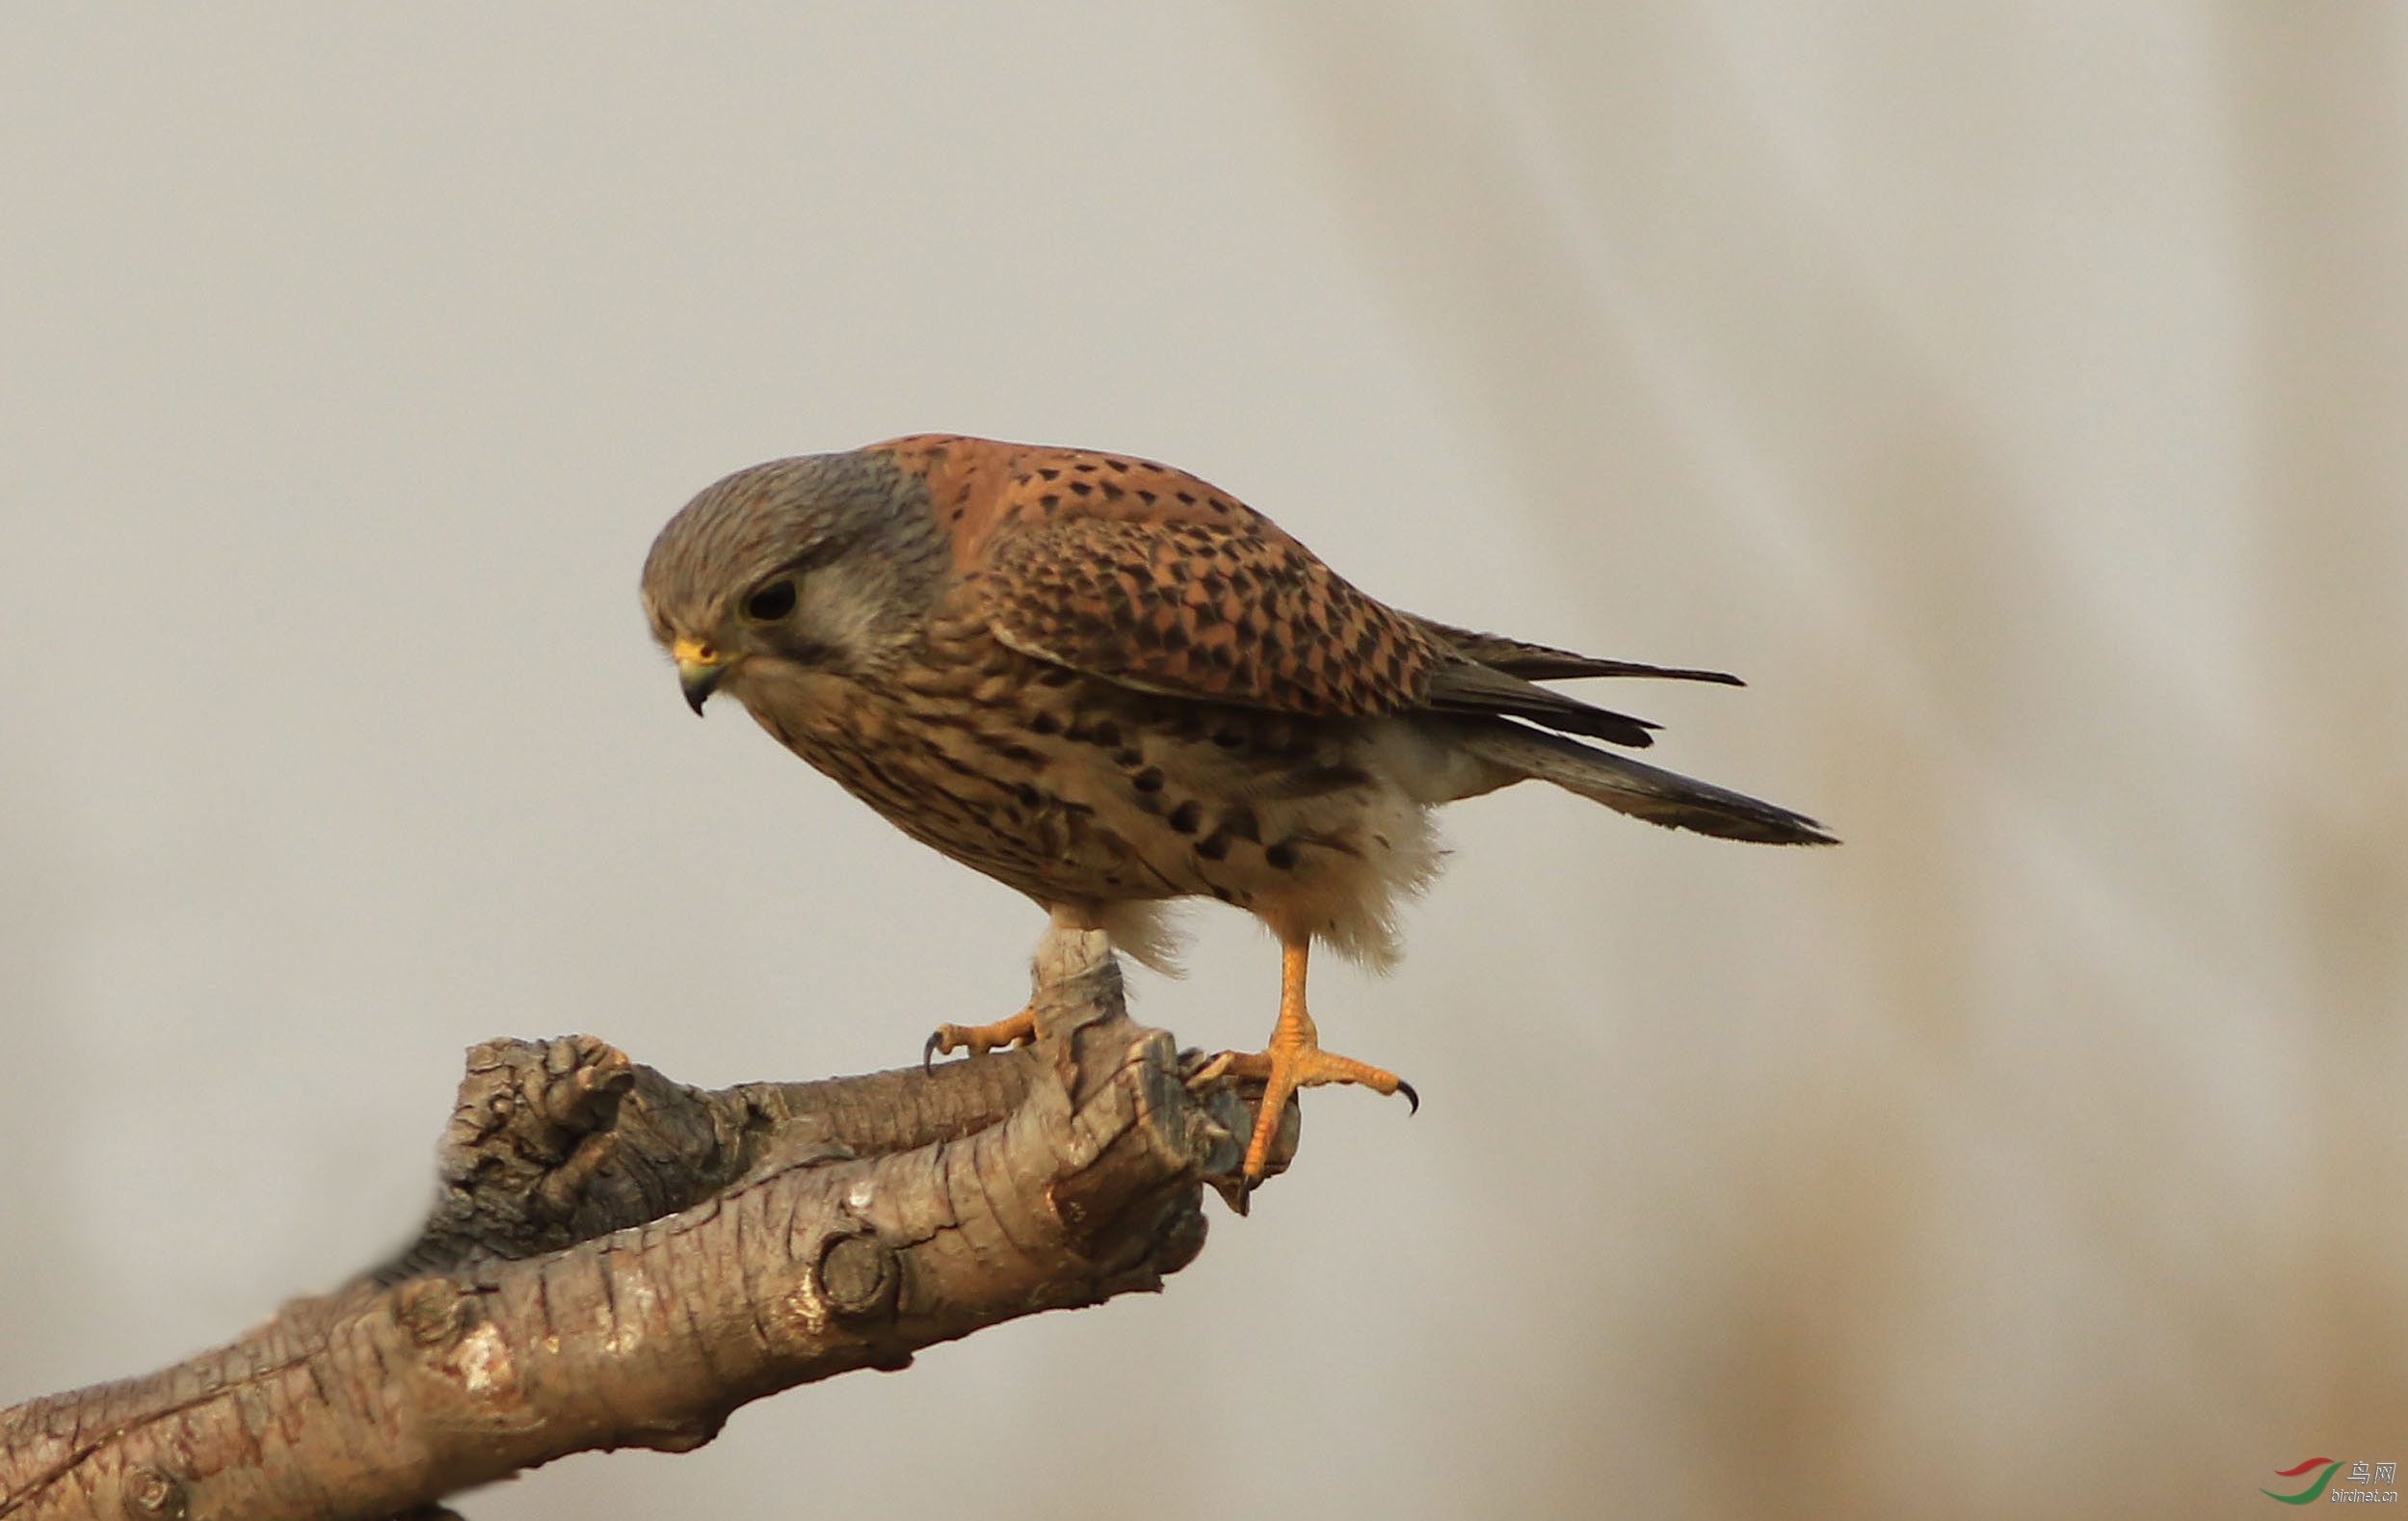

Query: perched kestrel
642 436 1832 1182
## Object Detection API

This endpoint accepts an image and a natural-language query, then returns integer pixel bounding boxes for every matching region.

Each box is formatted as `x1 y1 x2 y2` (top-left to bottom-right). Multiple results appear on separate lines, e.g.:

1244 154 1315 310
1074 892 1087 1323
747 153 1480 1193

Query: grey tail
1460 722 1838 845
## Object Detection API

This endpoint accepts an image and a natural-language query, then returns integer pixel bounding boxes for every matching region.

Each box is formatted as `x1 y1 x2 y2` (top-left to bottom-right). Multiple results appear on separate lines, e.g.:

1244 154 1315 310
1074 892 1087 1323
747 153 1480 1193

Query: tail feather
1461 722 1837 845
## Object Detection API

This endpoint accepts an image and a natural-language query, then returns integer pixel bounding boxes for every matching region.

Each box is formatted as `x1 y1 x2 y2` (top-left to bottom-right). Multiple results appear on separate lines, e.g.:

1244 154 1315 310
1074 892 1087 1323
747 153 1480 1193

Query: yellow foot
1189 938 1416 1187
1194 1041 1418 1183
922 1005 1036 1073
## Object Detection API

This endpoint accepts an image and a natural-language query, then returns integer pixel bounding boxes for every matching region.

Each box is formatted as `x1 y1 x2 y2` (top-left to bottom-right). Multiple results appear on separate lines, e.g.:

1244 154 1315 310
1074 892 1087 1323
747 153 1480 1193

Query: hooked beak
672 636 727 715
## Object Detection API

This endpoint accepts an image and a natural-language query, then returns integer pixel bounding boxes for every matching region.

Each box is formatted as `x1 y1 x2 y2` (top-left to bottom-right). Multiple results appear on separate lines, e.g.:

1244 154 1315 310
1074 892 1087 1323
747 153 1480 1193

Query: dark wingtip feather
1415 620 1749 686
1660 666 1746 687
1421 657 1666 748
1544 705 1659 748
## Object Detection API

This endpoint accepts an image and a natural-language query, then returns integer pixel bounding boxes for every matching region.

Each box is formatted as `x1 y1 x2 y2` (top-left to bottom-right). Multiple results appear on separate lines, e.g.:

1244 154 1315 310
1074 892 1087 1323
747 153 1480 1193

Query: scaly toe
1232 1043 1414 1182
921 1007 1037 1073
1186 1049 1272 1089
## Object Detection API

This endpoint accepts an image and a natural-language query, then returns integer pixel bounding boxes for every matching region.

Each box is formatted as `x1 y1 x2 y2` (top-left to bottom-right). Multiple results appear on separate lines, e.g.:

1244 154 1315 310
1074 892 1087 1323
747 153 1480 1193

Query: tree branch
0 931 1288 1521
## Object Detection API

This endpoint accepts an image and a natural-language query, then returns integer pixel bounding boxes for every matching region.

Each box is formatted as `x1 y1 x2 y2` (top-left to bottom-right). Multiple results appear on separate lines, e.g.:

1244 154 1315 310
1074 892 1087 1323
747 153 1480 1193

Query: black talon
1396 1079 1419 1115
921 1030 944 1074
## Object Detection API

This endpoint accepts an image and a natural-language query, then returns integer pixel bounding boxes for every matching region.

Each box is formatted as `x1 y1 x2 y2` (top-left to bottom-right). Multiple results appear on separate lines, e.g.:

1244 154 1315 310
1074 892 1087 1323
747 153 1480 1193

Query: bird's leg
1194 938 1417 1184
920 909 1096 1071
922 1004 1036 1072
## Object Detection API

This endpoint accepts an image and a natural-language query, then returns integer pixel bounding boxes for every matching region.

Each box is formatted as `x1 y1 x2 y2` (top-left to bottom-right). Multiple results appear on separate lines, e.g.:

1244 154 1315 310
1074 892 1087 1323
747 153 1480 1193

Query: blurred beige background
3 5 2401 1517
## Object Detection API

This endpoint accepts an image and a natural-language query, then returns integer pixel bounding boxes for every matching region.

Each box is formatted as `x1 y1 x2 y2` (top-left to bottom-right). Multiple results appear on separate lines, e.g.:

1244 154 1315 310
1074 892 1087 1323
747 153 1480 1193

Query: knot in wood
120 1464 187 1520
814 1231 899 1323
533 1035 635 1130
393 1277 469 1348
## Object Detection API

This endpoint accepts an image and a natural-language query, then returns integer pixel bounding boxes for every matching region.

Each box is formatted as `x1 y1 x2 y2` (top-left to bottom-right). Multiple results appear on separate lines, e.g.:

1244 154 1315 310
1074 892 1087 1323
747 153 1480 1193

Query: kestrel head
641 450 949 713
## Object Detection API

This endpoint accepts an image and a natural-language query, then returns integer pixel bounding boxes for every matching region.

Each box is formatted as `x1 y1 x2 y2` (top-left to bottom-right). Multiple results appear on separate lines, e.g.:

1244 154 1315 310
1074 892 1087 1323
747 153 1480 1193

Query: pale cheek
797 582 882 656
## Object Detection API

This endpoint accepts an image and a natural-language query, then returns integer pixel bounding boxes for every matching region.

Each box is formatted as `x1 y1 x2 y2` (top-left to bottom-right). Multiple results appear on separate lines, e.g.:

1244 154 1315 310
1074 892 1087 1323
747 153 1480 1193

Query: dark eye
742 578 798 622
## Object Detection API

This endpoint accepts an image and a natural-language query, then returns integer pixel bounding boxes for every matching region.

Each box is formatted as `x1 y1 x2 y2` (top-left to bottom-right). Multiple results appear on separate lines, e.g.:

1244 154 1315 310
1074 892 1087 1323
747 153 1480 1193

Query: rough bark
0 930 1289 1521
